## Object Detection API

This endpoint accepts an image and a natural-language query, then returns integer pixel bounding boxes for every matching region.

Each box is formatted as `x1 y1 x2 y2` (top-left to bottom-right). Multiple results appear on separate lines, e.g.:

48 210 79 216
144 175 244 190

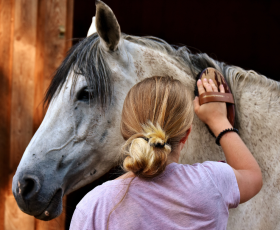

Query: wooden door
0 0 73 229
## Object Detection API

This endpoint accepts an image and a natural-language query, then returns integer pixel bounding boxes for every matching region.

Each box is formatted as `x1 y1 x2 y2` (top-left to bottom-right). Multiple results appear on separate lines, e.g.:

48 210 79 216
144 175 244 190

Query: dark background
73 0 280 80
66 0 280 228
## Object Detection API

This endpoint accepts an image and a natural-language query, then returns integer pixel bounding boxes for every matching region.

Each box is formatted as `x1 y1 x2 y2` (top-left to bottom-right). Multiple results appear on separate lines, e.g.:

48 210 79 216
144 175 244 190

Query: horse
12 0 280 229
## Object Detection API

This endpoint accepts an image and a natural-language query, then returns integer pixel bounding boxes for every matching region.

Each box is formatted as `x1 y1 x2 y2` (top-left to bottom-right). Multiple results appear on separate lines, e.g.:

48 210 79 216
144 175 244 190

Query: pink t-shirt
70 161 240 230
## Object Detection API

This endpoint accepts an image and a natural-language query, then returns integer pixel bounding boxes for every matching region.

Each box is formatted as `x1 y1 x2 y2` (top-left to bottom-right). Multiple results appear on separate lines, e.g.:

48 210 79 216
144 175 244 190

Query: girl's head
120 76 194 178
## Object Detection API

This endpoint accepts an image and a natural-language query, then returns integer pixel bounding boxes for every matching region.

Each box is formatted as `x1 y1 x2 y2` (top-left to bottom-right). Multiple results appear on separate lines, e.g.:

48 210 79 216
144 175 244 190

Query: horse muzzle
12 171 63 220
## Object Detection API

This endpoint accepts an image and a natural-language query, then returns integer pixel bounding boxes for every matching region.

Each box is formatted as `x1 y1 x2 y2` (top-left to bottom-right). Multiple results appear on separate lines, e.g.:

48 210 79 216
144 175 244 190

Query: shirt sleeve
202 161 240 208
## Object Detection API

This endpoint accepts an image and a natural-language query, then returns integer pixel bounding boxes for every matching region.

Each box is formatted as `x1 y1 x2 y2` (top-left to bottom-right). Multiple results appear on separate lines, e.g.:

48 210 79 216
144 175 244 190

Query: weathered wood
5 192 34 230
9 0 38 174
33 0 46 133
66 0 74 52
6 0 38 229
0 0 73 229
0 0 14 229
33 0 71 131
33 0 72 229
43 0 67 93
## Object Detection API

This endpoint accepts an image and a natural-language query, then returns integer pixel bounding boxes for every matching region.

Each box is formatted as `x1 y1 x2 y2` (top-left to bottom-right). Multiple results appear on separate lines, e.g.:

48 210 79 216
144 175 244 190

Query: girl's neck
115 156 180 181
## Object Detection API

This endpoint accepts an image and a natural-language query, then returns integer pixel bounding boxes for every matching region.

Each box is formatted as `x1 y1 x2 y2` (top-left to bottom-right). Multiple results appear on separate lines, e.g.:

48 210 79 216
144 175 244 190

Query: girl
70 73 262 230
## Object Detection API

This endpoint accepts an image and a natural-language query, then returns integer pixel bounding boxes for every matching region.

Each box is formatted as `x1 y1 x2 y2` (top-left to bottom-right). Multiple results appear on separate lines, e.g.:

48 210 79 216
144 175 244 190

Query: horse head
12 0 197 220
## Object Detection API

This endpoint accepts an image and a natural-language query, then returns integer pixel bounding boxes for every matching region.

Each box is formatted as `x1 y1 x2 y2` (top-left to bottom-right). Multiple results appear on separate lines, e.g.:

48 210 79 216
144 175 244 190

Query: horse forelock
44 33 112 108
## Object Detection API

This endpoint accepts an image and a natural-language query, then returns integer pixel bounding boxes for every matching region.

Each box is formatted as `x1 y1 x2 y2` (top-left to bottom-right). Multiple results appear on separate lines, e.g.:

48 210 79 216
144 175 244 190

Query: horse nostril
20 175 41 200
22 179 34 197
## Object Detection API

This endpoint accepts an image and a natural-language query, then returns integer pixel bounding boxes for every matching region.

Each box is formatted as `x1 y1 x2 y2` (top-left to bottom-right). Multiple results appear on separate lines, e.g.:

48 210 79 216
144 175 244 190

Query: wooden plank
33 0 46 132
33 0 70 132
43 0 67 94
5 193 34 230
6 0 38 229
34 0 70 229
0 0 14 229
9 0 38 174
33 0 73 133
66 0 74 52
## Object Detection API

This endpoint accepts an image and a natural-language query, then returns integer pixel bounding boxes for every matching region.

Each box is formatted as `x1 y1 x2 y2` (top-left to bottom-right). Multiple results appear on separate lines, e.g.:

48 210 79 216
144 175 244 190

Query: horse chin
34 189 63 221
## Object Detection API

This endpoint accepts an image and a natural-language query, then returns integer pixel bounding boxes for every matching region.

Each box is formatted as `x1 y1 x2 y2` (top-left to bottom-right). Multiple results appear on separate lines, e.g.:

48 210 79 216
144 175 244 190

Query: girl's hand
193 78 232 136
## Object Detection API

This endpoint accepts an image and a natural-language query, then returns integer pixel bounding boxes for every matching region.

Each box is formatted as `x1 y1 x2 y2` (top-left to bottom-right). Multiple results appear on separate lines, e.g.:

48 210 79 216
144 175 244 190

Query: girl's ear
180 125 192 144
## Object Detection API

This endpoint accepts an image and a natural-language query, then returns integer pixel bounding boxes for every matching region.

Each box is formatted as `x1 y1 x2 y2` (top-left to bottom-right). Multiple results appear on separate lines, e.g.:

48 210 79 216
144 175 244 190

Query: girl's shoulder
76 179 129 210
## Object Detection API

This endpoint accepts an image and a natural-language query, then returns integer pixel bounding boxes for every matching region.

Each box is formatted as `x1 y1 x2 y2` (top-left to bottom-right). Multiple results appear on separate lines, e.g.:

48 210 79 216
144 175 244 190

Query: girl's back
70 162 239 230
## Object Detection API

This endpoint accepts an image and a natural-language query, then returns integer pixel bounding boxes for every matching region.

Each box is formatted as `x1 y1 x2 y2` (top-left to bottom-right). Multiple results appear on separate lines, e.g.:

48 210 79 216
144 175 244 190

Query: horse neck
132 45 280 170
221 66 280 120
133 45 196 92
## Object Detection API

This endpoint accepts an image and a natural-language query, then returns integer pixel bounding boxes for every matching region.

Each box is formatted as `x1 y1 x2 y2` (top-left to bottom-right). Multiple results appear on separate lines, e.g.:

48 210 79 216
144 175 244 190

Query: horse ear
87 17 97 37
95 0 121 51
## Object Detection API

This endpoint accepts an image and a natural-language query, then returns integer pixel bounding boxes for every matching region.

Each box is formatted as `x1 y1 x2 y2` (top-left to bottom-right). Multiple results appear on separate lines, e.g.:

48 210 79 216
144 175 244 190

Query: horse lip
34 189 63 220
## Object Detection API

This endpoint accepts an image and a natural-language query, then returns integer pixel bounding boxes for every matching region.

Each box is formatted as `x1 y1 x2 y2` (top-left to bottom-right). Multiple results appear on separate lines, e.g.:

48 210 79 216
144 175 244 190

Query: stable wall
0 0 73 229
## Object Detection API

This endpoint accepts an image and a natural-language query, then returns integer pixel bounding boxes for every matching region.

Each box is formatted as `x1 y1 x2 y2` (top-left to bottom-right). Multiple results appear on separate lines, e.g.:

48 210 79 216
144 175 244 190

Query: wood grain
66 0 74 52
0 0 73 229
9 0 38 173
33 0 72 229
0 0 14 230
33 0 71 132
33 0 46 133
5 193 34 230
7 0 38 229
43 0 67 94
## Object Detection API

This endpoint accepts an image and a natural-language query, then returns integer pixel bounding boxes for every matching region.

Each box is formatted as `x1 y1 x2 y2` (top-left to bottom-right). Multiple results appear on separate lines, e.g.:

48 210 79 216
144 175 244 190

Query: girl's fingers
202 78 213 92
193 96 200 113
209 79 218 92
197 79 205 95
219 84 225 93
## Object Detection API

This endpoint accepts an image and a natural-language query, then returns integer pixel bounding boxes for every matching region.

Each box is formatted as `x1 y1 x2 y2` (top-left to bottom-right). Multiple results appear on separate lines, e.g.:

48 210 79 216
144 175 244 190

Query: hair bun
122 122 171 178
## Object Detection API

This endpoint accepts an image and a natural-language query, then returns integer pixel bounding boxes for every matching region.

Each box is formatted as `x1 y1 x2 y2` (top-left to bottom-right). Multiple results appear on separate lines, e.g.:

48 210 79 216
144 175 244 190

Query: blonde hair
120 76 194 178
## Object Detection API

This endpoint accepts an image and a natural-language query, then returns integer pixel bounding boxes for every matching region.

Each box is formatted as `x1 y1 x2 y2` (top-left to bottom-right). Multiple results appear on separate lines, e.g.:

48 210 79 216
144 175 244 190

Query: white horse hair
12 1 280 229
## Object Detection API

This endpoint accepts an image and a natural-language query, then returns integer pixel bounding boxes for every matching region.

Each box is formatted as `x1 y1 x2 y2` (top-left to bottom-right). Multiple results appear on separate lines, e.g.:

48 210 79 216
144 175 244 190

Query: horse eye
77 88 94 102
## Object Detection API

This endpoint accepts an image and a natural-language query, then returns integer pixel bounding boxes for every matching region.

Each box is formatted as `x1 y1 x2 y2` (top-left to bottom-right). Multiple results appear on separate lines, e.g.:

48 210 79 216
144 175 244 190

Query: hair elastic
141 137 166 148
151 143 166 148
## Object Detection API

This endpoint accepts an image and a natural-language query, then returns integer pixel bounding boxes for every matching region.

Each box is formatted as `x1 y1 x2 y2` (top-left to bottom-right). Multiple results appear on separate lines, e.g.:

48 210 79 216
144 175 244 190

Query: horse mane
44 33 280 107
123 34 280 93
